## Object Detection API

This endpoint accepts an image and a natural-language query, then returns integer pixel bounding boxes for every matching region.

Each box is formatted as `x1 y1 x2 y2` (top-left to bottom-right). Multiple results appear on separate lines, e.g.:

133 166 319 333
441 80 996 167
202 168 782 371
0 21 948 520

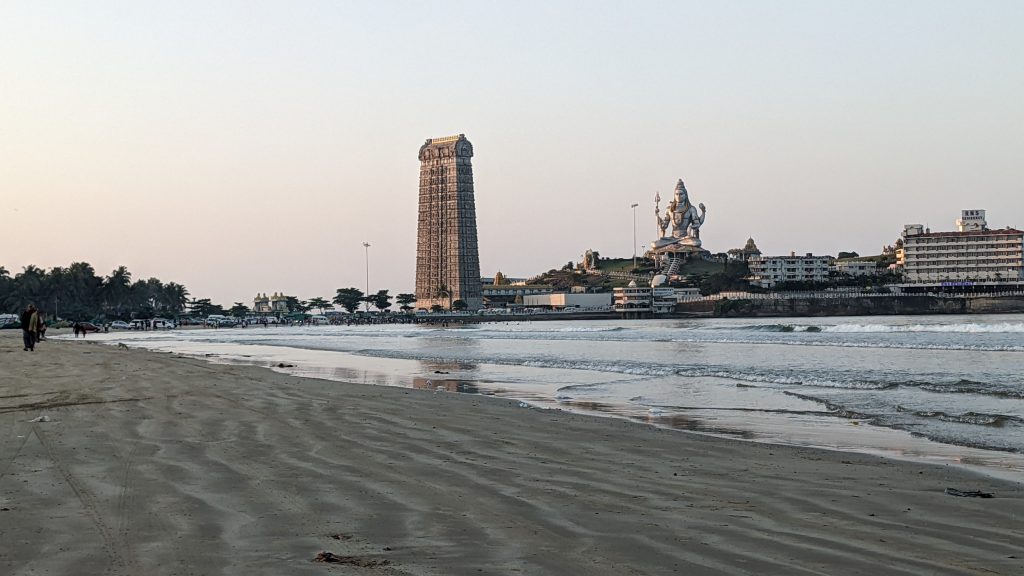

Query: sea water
74 314 1024 477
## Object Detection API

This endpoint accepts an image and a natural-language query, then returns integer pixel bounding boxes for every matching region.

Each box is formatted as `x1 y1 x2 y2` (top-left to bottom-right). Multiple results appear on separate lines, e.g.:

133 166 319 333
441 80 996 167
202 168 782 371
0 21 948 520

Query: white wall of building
748 253 833 288
522 293 612 308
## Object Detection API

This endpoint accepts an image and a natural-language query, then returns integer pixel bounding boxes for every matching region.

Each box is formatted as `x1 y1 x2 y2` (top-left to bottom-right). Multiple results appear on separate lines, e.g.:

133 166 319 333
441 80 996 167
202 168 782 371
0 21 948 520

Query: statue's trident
654 191 665 239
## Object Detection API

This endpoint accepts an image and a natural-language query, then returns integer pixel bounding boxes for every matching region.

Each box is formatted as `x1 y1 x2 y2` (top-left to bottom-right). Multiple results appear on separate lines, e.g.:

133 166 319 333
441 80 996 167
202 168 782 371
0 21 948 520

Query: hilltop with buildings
487 207 1023 318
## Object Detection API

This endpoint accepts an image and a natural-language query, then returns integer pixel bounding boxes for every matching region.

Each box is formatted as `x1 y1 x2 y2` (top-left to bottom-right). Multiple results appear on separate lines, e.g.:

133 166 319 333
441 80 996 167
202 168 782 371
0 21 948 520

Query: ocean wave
668 336 1024 352
896 406 1023 427
712 321 1024 334
904 379 1024 399
711 324 822 333
823 322 1024 334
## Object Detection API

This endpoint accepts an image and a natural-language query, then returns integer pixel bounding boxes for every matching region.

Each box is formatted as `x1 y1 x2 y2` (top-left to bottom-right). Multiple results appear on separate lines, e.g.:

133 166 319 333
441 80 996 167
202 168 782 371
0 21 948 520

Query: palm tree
11 265 45 311
103 266 132 318
437 284 452 310
162 283 189 315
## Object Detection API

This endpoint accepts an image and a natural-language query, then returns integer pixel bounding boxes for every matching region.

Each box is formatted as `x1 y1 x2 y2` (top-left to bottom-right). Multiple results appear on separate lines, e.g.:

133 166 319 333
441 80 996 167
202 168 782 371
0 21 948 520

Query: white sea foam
821 322 1024 334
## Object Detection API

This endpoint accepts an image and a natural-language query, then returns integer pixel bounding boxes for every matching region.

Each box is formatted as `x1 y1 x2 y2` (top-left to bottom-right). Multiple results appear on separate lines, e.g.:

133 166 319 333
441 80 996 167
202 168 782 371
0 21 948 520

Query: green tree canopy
367 290 392 312
396 293 416 312
333 288 364 313
284 296 309 313
307 297 331 314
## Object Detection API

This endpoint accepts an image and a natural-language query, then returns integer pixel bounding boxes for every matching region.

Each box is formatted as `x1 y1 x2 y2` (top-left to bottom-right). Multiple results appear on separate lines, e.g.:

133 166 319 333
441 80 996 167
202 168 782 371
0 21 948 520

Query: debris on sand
313 551 390 567
28 415 51 423
945 488 994 498
276 363 295 368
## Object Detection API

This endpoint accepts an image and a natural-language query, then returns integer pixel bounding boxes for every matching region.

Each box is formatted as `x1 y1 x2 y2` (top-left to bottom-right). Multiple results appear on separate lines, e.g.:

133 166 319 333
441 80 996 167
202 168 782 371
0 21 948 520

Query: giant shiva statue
654 179 706 247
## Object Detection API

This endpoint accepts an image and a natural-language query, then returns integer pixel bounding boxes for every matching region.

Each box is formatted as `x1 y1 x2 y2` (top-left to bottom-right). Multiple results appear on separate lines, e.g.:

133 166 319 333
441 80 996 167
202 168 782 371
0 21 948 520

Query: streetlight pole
362 242 371 313
630 203 639 271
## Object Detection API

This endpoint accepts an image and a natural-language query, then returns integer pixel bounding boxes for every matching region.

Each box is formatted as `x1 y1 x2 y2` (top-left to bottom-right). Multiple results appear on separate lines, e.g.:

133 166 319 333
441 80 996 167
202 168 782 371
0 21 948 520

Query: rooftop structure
253 292 288 314
727 238 762 262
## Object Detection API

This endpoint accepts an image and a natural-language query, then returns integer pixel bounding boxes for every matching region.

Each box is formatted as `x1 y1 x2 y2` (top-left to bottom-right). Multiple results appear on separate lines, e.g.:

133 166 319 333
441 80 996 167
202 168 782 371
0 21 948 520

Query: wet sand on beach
1 332 1021 575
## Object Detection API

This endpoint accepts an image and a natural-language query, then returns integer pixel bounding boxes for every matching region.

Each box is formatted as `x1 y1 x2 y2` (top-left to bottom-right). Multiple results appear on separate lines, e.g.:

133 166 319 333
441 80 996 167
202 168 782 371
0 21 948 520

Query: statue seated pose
654 179 707 248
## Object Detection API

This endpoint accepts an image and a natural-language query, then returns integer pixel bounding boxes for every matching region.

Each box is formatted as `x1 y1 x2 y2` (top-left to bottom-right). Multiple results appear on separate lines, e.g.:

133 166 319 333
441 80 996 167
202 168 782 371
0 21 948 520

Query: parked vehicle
109 320 131 330
78 322 102 333
152 318 174 329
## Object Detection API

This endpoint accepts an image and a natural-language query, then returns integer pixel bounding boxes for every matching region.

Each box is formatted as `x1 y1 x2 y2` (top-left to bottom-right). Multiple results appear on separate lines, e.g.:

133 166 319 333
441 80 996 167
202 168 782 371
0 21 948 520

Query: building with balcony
521 293 612 310
747 253 833 288
833 259 879 277
613 281 653 315
900 210 1024 285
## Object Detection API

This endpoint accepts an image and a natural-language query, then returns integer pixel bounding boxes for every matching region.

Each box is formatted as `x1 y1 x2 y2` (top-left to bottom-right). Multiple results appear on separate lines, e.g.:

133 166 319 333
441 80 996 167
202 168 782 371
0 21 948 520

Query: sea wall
674 296 1024 318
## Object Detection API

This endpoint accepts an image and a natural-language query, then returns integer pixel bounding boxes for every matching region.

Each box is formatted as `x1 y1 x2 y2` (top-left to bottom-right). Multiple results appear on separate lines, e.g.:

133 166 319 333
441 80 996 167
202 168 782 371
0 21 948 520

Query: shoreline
3 333 1023 574
66 327 1024 482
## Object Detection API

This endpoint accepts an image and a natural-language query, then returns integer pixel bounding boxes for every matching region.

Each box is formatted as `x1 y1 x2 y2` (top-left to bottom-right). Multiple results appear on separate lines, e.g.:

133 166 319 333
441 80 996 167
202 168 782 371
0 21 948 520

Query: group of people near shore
18 304 47 351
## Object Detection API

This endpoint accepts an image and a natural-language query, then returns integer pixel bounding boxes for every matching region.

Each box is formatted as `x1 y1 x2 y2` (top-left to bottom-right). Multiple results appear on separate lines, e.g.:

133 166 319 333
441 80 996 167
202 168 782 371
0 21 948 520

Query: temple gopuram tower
415 134 483 311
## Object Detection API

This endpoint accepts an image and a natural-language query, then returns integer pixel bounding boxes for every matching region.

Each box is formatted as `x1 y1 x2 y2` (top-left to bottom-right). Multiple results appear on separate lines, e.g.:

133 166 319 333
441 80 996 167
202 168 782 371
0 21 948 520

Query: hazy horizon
3 1 1022 305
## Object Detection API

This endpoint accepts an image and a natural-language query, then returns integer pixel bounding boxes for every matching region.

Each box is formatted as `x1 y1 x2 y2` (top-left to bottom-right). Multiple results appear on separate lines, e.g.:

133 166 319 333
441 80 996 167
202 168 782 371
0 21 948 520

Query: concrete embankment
676 295 1024 317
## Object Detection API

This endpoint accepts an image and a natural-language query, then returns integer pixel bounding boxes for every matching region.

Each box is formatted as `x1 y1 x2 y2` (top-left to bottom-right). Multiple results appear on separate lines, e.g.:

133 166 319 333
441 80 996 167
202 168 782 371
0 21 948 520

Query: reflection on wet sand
412 377 481 394
559 399 755 439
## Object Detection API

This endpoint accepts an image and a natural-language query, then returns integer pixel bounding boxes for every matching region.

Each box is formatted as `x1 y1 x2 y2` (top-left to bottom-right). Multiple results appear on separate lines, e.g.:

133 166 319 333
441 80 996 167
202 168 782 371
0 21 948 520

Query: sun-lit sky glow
2 1 1022 305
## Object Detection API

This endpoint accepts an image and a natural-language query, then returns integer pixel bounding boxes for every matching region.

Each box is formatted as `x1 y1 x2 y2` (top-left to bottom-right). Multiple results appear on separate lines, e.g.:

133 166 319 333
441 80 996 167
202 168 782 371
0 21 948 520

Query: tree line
225 289 427 318
0 261 449 322
0 263 188 321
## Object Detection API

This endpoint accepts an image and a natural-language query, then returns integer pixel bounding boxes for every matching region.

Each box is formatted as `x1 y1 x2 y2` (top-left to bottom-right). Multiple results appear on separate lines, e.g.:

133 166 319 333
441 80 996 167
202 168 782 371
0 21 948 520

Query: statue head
673 179 689 206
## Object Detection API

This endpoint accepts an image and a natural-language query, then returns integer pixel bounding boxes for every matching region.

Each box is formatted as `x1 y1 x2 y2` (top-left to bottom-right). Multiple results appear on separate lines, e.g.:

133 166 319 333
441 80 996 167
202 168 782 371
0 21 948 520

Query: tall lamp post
362 242 371 313
630 203 639 271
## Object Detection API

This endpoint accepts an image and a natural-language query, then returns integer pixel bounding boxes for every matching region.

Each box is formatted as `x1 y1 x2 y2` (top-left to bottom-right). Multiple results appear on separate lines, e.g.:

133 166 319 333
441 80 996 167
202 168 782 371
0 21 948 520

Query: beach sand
1 332 1021 575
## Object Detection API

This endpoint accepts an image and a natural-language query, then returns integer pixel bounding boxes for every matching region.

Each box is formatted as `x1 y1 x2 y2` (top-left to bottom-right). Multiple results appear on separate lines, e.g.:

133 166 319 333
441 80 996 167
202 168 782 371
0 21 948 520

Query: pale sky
2 1 1022 305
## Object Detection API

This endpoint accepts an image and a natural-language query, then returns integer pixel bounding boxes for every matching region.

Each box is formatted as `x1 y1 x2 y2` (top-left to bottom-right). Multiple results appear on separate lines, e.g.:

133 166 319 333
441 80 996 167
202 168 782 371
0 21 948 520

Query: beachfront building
253 292 289 315
900 210 1024 286
254 293 271 314
482 283 554 307
521 292 612 310
613 281 653 316
747 253 833 288
833 259 879 277
415 134 483 311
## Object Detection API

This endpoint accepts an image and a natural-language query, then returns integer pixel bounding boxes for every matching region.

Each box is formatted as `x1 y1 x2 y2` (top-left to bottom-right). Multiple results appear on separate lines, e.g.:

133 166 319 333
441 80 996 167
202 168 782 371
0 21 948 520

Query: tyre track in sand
33 423 141 575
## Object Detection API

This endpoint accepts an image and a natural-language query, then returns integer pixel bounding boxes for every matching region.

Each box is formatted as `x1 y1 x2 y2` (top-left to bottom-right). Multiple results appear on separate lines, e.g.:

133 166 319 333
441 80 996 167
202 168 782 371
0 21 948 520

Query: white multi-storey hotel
747 253 833 288
899 210 1024 285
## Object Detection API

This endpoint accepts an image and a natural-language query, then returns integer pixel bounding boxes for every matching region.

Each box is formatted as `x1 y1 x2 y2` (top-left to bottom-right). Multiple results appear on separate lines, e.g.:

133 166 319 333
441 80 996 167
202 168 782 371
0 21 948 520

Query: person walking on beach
37 314 47 342
20 305 38 351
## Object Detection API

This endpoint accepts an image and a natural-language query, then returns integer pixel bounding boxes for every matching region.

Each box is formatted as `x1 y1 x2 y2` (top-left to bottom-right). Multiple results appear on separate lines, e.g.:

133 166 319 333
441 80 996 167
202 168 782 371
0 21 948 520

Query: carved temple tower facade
415 134 483 311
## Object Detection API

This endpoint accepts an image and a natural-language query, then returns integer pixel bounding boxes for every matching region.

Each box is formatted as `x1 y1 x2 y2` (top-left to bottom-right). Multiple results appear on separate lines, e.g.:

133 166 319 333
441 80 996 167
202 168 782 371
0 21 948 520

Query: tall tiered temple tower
415 134 483 310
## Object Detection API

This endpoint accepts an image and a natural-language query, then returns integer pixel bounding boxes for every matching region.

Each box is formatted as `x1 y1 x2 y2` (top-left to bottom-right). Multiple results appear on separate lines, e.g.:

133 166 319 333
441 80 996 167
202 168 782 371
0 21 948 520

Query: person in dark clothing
20 305 38 351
